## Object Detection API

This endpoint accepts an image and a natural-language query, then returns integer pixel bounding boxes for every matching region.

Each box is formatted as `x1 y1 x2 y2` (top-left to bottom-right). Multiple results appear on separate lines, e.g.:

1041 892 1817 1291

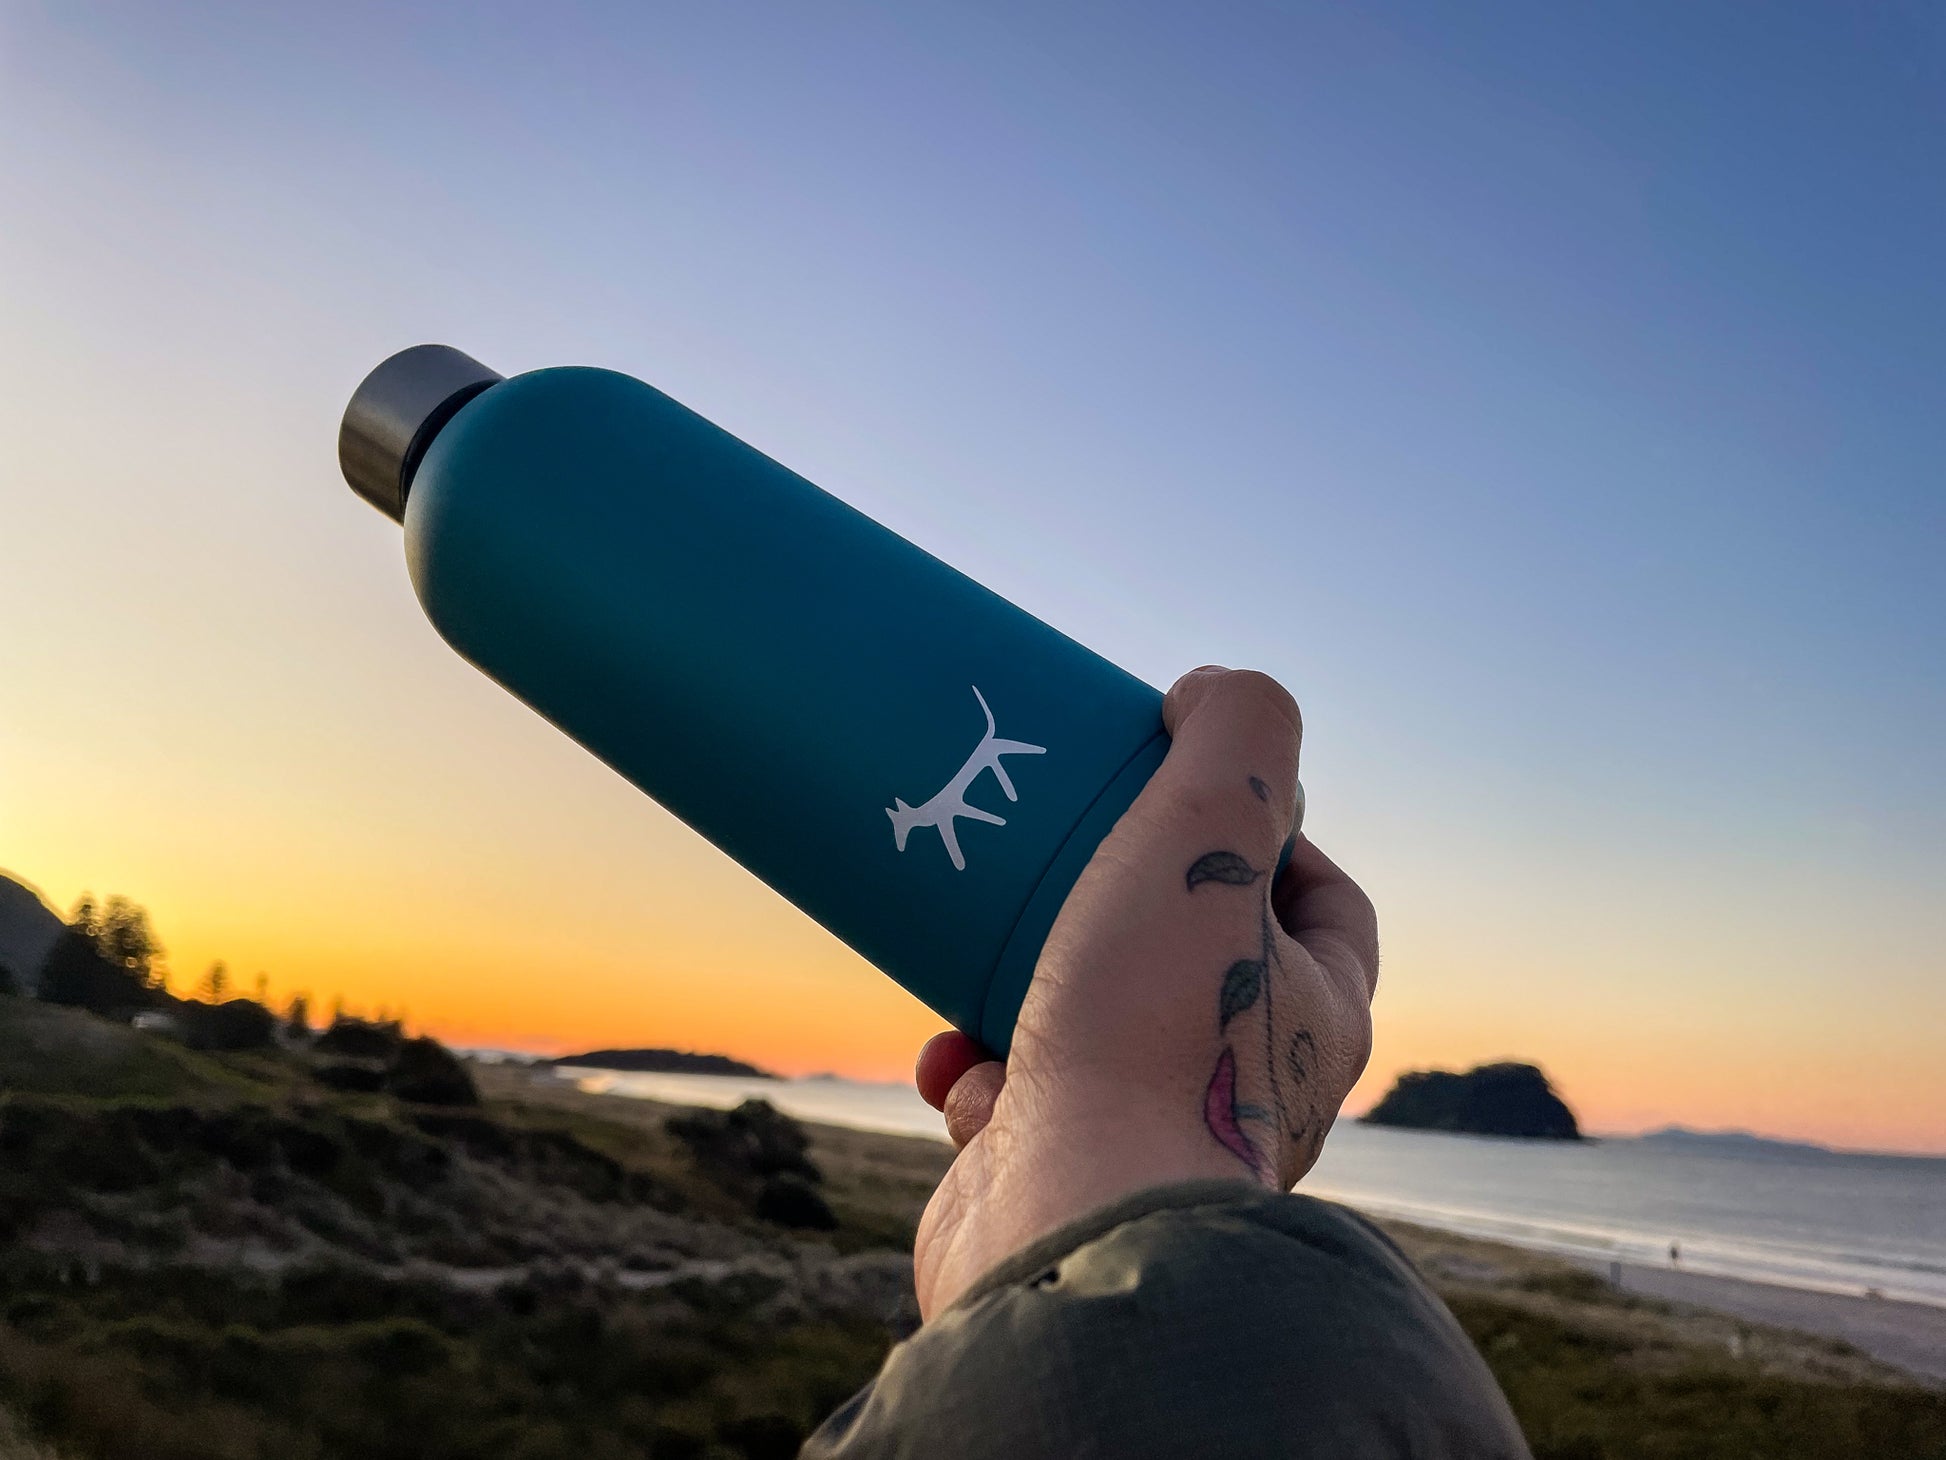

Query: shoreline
1376 1218 1946 1393
1302 1184 1946 1313
514 1067 1946 1391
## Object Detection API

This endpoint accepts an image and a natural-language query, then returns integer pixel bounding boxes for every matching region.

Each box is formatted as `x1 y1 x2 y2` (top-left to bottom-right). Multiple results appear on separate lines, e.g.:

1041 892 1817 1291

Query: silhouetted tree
285 993 312 1038
68 894 102 944
71 895 165 988
104 897 159 981
253 971 269 1005
38 929 154 1014
199 961 229 1003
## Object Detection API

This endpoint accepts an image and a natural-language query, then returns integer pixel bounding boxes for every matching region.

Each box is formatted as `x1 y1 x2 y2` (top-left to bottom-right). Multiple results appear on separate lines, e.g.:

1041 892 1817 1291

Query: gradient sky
3 2 1941 1152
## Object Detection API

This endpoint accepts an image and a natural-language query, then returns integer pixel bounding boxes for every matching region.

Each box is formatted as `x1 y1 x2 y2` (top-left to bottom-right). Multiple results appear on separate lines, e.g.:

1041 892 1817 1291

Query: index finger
1273 834 1379 1000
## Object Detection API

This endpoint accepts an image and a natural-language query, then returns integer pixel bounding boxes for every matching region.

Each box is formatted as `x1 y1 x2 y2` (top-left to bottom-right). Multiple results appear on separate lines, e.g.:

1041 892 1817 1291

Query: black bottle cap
338 345 504 523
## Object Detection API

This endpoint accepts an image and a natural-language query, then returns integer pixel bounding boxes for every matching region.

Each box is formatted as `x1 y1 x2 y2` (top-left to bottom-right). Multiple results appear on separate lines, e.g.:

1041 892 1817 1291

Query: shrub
314 1018 402 1062
179 999 278 1052
385 1039 478 1107
756 1176 836 1231
668 1101 821 1186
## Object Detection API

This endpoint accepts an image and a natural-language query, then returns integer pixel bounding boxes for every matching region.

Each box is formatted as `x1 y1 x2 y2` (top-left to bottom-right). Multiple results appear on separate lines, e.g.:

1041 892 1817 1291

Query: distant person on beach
805 668 1530 1458
1671 1241 1682 1267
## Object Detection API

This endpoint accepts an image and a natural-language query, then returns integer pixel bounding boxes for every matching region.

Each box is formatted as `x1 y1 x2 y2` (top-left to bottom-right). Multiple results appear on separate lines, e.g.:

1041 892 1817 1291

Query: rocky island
1362 1061 1582 1140
549 1047 777 1078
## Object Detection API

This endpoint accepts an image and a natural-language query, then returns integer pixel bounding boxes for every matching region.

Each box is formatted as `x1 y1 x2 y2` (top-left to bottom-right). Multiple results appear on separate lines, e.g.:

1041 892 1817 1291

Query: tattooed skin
1184 851 1262 891
1201 1048 1262 1175
1286 1028 1317 1086
1189 788 1312 1184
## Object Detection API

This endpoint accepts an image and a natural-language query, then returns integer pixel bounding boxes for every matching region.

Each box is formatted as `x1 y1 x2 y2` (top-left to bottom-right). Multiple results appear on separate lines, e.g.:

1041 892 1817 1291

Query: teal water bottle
338 345 1296 1055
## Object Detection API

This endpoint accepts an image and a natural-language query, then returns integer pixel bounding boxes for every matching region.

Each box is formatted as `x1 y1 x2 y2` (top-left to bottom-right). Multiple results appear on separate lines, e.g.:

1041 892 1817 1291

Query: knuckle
1341 1016 1374 1089
1346 884 1380 947
1215 669 1303 741
1163 776 1283 861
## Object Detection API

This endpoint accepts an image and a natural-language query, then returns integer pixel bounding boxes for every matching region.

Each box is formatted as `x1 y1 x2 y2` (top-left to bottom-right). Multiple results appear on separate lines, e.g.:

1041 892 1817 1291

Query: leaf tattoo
1218 959 1264 1027
1185 851 1262 891
1189 842 1290 1182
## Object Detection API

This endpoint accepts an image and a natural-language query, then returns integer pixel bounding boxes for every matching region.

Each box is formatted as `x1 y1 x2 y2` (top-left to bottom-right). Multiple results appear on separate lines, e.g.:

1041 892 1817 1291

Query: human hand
910 667 1379 1319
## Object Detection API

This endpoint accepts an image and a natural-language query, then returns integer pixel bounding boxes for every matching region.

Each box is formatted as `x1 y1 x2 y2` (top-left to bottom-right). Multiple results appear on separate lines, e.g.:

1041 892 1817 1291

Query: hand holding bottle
909 667 1379 1319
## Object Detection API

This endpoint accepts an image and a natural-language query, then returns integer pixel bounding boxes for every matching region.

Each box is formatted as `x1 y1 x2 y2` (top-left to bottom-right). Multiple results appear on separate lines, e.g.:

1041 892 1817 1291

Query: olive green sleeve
803 1179 1531 1460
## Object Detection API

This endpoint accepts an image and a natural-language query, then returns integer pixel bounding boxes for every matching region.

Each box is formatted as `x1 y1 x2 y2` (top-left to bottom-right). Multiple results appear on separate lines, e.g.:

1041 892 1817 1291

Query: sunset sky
3 3 1941 1153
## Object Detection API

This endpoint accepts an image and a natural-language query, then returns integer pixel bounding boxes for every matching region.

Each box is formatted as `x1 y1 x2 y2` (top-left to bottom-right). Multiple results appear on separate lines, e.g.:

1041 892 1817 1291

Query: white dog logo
887 687 1047 871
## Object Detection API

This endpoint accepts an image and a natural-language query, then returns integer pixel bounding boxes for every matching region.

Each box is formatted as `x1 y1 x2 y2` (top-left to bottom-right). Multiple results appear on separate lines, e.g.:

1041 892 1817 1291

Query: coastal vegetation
1364 1060 1583 1140
0 993 922 1460
1 879 1941 1456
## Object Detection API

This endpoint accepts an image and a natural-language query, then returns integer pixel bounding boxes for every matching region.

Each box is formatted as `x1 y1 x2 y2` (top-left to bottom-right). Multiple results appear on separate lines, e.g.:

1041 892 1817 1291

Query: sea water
552 1066 1946 1309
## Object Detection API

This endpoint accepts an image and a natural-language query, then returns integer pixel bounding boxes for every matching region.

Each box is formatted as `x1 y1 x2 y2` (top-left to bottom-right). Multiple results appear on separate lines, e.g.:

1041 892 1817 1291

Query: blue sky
3 2 1941 1145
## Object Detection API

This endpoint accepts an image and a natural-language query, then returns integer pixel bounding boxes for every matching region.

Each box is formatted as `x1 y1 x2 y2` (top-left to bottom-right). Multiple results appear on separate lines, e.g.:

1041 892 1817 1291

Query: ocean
556 1066 1946 1309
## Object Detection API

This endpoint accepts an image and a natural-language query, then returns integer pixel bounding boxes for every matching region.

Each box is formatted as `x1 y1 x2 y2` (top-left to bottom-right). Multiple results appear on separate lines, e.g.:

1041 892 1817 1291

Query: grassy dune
0 998 917 1459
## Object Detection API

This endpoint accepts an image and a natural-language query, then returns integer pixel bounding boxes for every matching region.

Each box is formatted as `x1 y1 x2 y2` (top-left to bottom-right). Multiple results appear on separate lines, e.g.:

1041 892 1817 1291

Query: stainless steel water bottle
338 345 1293 1054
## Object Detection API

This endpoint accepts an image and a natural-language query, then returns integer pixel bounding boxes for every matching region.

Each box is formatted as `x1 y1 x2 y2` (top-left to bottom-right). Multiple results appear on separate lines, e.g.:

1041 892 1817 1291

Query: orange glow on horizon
8 844 1941 1155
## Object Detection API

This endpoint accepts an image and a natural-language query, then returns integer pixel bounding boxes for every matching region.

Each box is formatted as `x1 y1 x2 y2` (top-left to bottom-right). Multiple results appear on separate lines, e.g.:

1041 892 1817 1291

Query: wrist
914 1099 1274 1318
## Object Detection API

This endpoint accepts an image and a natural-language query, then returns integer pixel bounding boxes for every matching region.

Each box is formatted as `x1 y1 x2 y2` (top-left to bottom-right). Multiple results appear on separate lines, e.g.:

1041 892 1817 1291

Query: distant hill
0 872 65 997
1636 1125 1834 1159
550 1047 777 1079
1363 1061 1581 1140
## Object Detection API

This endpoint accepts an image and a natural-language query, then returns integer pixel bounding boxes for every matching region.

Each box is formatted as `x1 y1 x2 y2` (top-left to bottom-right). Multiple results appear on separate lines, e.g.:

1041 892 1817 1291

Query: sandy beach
1606 1262 1946 1387
1368 1217 1942 1392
